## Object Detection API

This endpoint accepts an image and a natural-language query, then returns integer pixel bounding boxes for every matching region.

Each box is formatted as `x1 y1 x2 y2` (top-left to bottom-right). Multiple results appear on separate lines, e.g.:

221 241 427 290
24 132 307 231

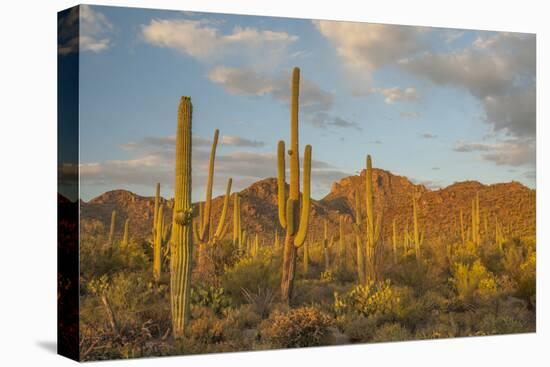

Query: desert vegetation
78 67 536 361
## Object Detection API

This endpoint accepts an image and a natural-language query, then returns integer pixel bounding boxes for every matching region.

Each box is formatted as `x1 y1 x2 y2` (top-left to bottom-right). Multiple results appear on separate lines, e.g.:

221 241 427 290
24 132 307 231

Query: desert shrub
451 260 497 303
371 323 411 342
259 306 333 348
340 314 377 342
320 270 334 282
451 241 479 265
241 287 276 318
516 250 536 306
222 257 278 304
333 280 400 319
477 314 527 335
191 283 232 315
223 304 262 330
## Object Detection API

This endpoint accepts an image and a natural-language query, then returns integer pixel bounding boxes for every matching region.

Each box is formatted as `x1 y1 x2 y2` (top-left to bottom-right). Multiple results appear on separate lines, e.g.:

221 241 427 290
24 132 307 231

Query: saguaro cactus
323 220 330 271
170 96 194 339
277 67 312 303
412 189 423 261
122 219 129 248
471 193 481 246
153 205 164 283
364 155 382 281
392 218 398 264
107 210 117 246
152 183 160 240
193 130 232 268
353 191 366 283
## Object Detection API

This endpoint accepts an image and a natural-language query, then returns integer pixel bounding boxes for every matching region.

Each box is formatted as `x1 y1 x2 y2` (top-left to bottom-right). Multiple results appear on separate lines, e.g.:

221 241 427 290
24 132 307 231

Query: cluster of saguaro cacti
193 129 232 269
352 155 382 283
411 189 424 261
277 67 312 303
170 96 194 339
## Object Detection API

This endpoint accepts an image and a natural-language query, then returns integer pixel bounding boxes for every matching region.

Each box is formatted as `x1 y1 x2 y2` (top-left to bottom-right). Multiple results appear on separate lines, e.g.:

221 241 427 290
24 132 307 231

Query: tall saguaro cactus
277 67 312 303
412 189 423 261
122 219 129 248
153 204 165 283
352 155 382 283
193 129 232 268
323 220 330 271
152 183 160 240
170 96 194 339
108 210 117 246
471 193 481 246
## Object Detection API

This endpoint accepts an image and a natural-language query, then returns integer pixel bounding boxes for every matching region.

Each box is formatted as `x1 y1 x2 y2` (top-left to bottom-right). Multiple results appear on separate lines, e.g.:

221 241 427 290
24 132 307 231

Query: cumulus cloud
370 87 419 104
58 5 113 55
400 33 535 139
122 133 265 151
421 133 438 139
453 138 535 166
208 66 358 131
81 136 347 199
313 21 427 77
142 18 297 64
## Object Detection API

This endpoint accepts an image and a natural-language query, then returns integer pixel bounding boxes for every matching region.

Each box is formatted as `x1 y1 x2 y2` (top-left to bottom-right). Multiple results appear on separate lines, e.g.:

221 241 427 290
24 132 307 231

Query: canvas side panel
57 5 80 362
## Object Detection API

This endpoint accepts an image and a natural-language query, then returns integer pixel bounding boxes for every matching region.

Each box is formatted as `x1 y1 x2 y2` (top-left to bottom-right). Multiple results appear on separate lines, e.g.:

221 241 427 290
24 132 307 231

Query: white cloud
58 5 113 55
313 20 427 77
122 133 265 151
370 87 419 104
81 136 348 199
221 135 265 147
400 33 535 139
142 19 297 64
453 138 535 166
208 66 358 130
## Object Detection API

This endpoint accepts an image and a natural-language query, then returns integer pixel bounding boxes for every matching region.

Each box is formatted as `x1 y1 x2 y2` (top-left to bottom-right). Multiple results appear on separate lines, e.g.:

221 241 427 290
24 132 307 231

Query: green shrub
333 280 400 319
451 259 497 303
371 323 411 342
260 306 333 348
222 257 278 304
191 283 232 315
340 314 377 342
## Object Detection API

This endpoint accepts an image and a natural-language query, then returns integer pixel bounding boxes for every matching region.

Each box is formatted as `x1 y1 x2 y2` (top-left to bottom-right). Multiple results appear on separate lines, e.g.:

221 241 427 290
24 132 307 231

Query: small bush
340 314 377 342
333 280 400 319
371 323 411 342
191 283 232 315
260 306 333 348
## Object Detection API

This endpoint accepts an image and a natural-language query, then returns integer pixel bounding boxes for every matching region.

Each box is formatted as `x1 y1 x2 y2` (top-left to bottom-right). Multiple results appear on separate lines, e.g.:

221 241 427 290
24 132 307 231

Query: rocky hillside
80 169 536 245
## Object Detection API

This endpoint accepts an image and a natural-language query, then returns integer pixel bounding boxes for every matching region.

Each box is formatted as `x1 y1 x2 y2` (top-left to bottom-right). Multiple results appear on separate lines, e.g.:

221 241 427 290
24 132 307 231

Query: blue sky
68 5 536 201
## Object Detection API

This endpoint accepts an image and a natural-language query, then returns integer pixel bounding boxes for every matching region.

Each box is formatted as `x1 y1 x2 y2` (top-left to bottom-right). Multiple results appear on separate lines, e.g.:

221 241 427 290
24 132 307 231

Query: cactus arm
200 129 219 241
153 182 160 239
277 140 287 229
289 67 300 202
214 177 232 239
294 144 311 247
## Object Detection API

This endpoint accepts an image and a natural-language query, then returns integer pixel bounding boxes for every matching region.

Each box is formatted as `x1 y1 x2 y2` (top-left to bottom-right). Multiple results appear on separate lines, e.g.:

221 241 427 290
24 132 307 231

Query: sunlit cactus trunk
323 220 330 271
277 67 312 303
170 96 194 339
471 193 481 246
107 210 117 246
364 155 381 282
412 189 423 261
460 209 465 245
152 182 160 241
392 218 397 264
122 218 129 248
194 130 232 270
153 204 164 283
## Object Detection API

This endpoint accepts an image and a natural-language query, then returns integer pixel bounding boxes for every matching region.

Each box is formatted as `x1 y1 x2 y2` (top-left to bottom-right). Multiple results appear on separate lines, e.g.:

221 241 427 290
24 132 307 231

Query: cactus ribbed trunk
278 67 312 304
364 155 378 282
170 96 193 339
153 205 164 283
122 219 129 248
392 218 397 264
108 210 116 246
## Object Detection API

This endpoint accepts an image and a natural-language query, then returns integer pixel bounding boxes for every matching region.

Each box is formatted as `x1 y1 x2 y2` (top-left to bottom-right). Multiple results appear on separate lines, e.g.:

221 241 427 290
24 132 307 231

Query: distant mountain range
76 168 536 244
